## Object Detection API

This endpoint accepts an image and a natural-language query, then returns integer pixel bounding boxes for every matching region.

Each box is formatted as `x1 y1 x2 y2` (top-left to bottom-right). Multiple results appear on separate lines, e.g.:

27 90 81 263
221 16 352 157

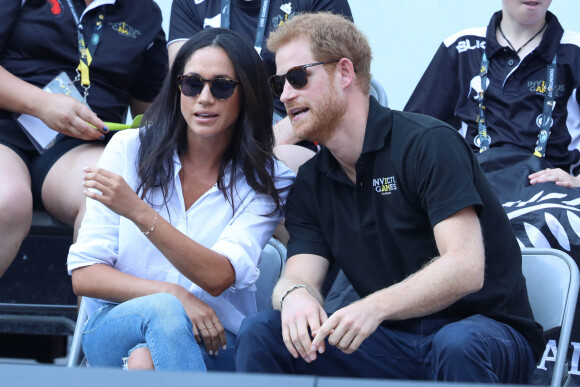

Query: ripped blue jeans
82 293 236 372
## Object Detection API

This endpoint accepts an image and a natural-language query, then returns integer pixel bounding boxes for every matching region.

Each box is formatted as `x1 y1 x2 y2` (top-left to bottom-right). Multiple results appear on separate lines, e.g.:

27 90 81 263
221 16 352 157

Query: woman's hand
180 291 227 356
38 93 107 140
529 168 580 188
82 166 145 220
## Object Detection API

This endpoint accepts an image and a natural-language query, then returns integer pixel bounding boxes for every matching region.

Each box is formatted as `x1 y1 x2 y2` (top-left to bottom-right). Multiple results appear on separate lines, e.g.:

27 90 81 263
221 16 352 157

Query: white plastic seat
521 248 580 387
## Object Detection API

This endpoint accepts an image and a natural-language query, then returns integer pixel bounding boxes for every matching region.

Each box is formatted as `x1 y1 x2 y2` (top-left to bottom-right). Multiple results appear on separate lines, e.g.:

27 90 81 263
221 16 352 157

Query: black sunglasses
177 74 239 100
269 59 340 97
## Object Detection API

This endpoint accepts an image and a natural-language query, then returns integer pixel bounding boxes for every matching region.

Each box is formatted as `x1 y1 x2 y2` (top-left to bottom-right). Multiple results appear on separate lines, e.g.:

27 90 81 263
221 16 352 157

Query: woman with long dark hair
67 28 294 372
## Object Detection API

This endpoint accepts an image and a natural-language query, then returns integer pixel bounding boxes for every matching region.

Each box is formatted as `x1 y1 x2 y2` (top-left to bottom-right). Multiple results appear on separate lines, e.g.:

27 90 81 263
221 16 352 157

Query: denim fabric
236 310 536 384
82 293 206 371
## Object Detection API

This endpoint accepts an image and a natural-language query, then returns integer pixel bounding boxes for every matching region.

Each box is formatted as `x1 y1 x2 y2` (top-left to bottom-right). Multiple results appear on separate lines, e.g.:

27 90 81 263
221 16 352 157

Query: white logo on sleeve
203 14 221 29
280 3 292 14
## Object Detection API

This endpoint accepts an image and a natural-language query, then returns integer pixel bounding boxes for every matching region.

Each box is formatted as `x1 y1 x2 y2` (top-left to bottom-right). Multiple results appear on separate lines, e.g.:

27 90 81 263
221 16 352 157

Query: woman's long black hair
137 28 287 215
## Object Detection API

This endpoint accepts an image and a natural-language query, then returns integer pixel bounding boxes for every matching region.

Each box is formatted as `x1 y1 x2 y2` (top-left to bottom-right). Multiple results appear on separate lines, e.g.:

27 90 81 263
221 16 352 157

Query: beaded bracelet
143 212 158 236
279 284 311 310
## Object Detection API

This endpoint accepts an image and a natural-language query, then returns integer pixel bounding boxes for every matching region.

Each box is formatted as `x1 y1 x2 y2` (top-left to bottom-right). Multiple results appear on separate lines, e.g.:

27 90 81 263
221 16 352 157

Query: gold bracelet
279 284 311 310
143 212 158 236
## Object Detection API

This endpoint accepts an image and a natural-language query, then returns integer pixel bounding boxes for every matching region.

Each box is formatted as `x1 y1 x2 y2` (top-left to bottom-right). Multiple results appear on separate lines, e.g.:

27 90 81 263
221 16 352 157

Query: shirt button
507 59 515 66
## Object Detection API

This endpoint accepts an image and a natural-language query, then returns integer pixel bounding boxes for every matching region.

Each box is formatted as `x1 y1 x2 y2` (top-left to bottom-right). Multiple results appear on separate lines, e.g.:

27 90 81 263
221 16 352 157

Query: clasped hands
281 289 382 363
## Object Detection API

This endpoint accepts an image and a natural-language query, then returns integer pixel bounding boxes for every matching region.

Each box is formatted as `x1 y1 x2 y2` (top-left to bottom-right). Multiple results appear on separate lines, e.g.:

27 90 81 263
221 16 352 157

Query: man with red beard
235 12 544 383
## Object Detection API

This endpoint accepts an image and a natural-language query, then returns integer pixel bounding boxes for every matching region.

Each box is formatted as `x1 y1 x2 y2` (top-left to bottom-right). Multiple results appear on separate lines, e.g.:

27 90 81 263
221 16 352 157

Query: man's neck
324 96 370 183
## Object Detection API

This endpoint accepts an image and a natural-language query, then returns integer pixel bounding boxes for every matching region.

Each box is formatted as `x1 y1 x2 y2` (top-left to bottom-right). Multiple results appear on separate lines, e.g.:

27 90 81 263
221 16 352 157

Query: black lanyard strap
220 0 270 55
477 52 557 157
65 0 105 101
533 54 558 157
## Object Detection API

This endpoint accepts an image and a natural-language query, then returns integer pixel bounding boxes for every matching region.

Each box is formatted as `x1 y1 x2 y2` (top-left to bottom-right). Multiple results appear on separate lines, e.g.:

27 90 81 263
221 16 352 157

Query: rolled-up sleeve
212 161 294 290
67 131 137 274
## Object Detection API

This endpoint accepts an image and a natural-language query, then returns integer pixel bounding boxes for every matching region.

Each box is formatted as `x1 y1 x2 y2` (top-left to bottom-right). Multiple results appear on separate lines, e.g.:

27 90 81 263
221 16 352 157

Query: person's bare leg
0 145 33 277
127 347 155 370
41 143 105 240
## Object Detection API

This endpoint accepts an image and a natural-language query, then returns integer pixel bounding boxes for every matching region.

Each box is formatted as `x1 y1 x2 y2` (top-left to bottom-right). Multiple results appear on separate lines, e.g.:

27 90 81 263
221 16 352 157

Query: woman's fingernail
208 350 213 355
99 134 105 140
222 345 227 350
103 126 109 133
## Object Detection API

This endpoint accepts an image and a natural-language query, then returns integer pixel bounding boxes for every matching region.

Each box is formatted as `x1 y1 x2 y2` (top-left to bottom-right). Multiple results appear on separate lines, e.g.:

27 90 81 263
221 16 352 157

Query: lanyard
220 0 270 55
477 52 557 157
65 0 105 102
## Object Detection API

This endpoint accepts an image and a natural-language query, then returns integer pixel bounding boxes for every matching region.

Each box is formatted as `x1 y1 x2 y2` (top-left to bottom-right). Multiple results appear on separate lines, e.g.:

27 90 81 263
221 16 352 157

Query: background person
0 0 167 277
67 28 294 371
404 0 580 187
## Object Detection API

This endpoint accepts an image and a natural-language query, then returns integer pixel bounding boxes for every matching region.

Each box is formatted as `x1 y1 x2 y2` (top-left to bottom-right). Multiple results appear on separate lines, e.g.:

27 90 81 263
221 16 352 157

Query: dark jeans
235 310 536 383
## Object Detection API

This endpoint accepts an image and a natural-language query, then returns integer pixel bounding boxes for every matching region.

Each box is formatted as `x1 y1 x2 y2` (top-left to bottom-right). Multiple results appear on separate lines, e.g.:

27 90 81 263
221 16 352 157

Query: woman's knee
126 346 155 370
140 293 191 332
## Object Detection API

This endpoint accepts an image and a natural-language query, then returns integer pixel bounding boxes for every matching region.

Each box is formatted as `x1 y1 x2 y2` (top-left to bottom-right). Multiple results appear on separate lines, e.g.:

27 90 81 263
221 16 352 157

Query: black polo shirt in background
285 97 545 360
0 0 167 125
405 11 580 174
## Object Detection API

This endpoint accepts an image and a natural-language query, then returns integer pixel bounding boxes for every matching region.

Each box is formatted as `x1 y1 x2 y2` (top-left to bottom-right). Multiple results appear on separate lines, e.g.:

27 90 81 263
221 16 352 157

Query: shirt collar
315 97 392 180
83 0 115 17
486 10 563 63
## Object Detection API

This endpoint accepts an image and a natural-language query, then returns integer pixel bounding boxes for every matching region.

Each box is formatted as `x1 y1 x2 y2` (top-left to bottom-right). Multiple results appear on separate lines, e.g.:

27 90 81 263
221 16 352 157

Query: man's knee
238 310 282 344
237 310 283 357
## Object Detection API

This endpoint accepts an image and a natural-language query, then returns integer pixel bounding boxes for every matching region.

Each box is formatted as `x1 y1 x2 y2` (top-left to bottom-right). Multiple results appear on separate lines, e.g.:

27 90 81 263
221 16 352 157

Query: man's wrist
279 284 312 310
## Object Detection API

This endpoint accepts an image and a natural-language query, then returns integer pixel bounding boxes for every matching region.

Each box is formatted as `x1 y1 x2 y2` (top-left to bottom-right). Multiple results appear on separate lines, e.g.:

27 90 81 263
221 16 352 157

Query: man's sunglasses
269 59 339 97
177 74 239 100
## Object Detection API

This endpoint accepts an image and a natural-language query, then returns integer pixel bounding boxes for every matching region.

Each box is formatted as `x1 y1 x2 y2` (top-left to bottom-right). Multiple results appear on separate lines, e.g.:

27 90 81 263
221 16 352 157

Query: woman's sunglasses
177 74 239 100
269 59 339 97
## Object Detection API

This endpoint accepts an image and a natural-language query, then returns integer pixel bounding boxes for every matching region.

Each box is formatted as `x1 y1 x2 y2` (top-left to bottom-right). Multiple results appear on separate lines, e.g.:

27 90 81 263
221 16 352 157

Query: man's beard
289 82 347 145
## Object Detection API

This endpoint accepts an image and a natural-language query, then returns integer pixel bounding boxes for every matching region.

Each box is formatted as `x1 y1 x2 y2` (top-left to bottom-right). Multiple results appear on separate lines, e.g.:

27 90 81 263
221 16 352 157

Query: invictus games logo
109 22 141 38
373 176 397 195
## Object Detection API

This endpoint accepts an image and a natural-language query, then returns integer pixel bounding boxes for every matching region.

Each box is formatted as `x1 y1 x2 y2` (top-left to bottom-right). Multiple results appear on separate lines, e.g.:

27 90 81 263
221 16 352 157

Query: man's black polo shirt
285 97 545 360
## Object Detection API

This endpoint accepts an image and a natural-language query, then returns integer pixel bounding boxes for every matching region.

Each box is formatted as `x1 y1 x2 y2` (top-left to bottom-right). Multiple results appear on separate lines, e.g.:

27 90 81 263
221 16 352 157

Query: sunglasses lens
180 76 203 97
286 68 308 89
269 76 285 97
211 78 237 100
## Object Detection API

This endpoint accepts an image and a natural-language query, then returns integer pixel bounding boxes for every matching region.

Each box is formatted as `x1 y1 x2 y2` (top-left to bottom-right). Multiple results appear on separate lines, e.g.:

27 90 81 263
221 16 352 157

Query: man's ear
336 58 355 89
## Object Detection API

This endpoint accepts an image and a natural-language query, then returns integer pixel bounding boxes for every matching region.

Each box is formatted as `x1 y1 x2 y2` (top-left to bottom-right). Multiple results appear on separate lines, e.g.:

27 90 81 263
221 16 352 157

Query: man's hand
529 168 580 187
38 93 107 140
281 288 328 362
310 297 382 356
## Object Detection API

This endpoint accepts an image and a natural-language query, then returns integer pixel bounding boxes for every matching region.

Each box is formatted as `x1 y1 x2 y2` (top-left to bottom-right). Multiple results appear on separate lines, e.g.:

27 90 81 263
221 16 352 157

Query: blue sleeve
0 0 20 51
285 166 333 262
130 27 168 102
411 128 483 227
168 0 206 42
309 0 352 21
404 42 461 127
